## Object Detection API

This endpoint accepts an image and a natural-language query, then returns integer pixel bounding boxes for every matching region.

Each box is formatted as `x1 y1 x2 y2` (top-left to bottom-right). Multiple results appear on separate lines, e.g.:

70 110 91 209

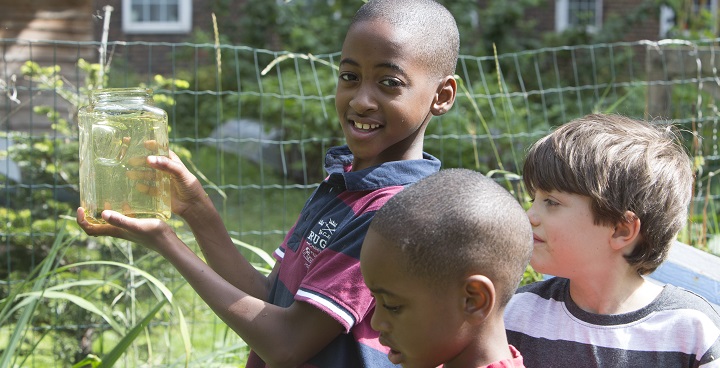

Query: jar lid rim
91 87 153 96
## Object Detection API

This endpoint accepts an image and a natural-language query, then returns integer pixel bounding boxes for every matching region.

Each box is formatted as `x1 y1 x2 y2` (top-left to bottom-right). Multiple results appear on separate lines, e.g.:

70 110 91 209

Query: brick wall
0 0 94 41
0 0 95 131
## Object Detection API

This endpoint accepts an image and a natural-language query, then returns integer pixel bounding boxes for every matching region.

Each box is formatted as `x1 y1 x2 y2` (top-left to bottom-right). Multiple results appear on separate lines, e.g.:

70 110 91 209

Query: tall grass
0 216 203 367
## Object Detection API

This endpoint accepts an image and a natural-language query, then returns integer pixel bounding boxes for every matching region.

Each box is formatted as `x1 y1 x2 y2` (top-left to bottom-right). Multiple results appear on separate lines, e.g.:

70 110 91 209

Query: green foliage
228 0 549 56
1 56 197 365
521 266 544 286
0 223 76 367
471 0 545 55
228 0 357 52
170 43 343 183
0 220 198 367
662 0 718 39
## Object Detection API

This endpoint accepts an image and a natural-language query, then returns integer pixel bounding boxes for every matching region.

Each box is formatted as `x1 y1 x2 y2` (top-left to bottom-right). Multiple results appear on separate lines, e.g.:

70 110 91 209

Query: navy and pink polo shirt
246 145 441 368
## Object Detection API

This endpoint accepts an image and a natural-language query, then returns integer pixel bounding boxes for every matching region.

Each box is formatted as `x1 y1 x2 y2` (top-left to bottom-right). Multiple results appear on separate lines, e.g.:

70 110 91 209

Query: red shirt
478 345 525 368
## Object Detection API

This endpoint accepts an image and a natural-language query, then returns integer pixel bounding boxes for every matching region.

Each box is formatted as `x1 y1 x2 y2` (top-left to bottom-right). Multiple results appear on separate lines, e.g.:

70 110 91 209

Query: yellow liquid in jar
79 112 171 224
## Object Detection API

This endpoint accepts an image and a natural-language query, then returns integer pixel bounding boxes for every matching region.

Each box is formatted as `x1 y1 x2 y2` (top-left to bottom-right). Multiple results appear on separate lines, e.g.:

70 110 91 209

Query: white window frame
556 0 603 33
122 0 192 34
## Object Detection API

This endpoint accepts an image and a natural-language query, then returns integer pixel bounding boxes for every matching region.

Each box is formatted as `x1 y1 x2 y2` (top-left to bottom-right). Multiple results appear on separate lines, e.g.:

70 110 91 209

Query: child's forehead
342 19 428 69
345 18 416 48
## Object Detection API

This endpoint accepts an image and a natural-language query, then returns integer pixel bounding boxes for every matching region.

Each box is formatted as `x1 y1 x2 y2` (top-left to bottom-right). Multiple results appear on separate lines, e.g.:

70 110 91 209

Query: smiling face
335 19 450 171
526 190 616 278
360 228 473 368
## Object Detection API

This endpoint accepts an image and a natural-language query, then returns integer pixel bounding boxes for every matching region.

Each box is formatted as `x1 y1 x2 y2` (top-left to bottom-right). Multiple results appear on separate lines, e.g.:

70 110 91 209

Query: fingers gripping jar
78 88 171 223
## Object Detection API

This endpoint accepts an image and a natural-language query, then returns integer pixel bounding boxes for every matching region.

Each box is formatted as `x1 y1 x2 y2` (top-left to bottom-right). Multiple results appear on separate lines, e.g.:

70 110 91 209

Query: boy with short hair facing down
361 168 533 368
77 0 460 367
504 113 720 367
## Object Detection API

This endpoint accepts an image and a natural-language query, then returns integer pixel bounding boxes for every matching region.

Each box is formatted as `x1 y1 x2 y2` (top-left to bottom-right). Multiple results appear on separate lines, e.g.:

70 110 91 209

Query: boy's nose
526 205 539 227
370 308 389 333
349 84 378 114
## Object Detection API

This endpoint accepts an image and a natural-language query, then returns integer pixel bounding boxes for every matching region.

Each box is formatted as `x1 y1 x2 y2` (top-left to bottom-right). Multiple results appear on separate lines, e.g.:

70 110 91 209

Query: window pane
131 2 145 22
569 0 596 28
123 0 191 33
149 0 161 22
167 4 179 22
132 0 180 22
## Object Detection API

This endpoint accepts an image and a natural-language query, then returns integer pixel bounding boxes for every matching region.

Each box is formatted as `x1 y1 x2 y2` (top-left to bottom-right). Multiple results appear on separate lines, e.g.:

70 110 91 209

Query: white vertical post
99 5 114 89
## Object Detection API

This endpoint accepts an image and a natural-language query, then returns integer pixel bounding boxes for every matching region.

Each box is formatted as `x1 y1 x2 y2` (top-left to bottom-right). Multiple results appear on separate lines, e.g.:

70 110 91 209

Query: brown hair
522 113 694 274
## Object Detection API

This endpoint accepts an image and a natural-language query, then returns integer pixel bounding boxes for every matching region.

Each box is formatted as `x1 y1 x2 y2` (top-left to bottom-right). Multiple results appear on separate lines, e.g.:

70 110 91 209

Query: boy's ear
462 275 495 323
431 75 457 116
611 211 641 252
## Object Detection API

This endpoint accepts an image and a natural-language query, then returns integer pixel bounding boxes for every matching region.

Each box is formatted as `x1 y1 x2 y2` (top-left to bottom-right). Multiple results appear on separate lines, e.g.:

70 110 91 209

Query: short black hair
369 168 533 308
351 0 460 77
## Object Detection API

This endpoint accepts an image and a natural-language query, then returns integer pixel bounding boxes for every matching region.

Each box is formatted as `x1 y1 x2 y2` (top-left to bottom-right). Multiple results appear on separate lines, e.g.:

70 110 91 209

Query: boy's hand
77 207 174 253
146 150 208 218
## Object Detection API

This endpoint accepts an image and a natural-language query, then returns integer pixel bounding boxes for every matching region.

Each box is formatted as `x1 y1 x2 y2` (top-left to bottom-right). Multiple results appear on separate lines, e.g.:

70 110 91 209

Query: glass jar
78 88 171 223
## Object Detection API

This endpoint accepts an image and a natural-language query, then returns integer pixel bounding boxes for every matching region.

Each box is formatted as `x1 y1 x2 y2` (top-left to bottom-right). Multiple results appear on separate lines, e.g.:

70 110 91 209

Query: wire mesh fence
1 38 719 366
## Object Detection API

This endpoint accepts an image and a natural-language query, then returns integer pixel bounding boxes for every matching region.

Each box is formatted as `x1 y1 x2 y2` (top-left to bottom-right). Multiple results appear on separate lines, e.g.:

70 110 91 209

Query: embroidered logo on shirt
302 217 338 267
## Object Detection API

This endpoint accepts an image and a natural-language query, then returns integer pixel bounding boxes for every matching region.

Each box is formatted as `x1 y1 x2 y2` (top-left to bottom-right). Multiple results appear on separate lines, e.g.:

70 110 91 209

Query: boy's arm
151 152 273 299
83 210 344 368
177 189 275 299
160 239 344 367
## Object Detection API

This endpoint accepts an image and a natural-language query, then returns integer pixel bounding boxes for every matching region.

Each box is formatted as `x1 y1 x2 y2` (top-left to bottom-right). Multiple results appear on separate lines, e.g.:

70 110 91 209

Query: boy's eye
383 304 402 314
380 78 402 87
543 198 559 206
339 72 358 82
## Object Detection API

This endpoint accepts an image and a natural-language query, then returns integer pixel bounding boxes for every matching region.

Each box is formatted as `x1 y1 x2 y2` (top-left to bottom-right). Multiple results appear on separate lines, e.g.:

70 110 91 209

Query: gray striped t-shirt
505 277 720 368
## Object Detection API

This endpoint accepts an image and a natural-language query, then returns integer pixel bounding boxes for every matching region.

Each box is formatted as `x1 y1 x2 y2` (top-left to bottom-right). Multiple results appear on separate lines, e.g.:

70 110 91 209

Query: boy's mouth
387 348 402 365
379 336 403 364
350 120 381 132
